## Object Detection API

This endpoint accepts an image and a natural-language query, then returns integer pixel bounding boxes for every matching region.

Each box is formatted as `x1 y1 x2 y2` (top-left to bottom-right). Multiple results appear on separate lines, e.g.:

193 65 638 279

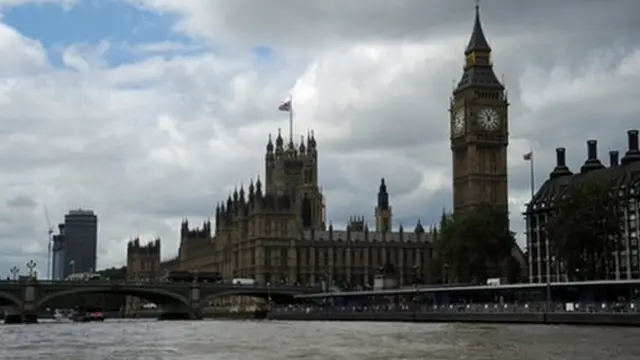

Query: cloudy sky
0 0 638 277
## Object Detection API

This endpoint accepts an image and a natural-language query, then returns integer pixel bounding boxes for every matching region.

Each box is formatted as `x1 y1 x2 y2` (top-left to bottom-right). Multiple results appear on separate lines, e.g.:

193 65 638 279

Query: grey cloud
327 186 451 232
325 97 450 152
5 195 37 208
127 192 216 219
126 0 640 50
320 152 424 197
0 0 639 271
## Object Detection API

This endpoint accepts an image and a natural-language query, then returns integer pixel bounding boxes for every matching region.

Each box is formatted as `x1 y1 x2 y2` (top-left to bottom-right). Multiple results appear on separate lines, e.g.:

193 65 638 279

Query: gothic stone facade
125 239 161 314
173 131 436 289
525 130 640 283
450 6 509 212
128 5 522 289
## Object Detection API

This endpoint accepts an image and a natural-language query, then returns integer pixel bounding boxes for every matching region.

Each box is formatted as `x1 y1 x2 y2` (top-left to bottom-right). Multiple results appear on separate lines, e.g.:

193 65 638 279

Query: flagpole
528 148 550 284
288 94 293 143
529 150 535 200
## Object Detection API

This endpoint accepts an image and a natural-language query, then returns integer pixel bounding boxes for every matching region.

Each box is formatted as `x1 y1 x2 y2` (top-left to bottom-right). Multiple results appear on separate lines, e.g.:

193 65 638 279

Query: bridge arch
35 286 190 309
0 291 22 307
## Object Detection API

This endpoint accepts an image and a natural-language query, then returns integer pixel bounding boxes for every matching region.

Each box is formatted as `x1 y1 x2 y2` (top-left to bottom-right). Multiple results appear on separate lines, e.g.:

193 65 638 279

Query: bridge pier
2 308 37 324
190 283 202 320
3 307 23 324
22 312 38 324
7 278 39 324
158 304 196 321
156 283 202 320
4 313 23 324
24 279 37 323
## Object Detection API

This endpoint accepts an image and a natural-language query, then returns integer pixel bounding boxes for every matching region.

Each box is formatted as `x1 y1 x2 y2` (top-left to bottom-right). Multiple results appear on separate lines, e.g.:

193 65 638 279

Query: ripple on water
1 319 640 360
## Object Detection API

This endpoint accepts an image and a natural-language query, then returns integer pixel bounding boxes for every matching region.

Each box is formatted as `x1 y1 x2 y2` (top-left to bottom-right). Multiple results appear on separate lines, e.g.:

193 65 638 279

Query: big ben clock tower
450 3 509 212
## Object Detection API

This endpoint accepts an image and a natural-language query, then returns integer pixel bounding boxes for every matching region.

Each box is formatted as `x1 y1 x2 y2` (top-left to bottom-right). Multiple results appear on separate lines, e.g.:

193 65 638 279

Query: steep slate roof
465 4 492 54
525 132 640 214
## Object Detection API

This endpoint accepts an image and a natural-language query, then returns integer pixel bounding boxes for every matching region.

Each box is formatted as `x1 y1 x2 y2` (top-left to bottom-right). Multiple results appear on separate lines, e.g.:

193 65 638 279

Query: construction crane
44 206 54 280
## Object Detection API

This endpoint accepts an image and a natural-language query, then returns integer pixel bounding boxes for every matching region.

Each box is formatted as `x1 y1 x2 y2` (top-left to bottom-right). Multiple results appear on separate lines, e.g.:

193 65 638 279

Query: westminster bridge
0 279 320 322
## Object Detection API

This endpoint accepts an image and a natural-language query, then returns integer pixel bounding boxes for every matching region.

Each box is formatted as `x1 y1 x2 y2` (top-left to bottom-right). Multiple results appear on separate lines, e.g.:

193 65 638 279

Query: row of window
297 248 431 267
259 273 419 288
530 273 640 283
528 200 639 218
211 247 433 269
531 256 640 270
530 235 639 249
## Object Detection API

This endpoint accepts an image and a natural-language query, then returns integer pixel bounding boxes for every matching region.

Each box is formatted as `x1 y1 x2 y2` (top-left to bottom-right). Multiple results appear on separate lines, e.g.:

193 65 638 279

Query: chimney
609 150 619 167
629 130 639 151
621 129 640 165
549 147 572 179
580 139 604 173
587 139 597 160
556 147 567 167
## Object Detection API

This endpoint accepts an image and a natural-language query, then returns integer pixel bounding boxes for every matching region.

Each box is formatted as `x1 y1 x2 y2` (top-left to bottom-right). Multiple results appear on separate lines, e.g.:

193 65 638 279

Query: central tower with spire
375 178 392 232
450 3 509 211
265 129 325 231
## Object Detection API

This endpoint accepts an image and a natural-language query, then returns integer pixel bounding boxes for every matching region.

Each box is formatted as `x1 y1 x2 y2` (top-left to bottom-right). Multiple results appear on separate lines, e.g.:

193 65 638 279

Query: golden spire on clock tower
466 2 491 56
450 1 509 212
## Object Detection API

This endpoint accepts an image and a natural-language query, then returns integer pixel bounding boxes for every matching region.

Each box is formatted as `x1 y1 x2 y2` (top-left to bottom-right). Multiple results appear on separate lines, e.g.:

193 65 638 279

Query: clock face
477 107 500 131
453 109 465 136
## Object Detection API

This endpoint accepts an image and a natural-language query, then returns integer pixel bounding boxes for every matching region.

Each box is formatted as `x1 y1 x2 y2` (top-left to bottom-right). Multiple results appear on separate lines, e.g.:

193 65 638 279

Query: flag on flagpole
523 151 533 161
278 100 292 112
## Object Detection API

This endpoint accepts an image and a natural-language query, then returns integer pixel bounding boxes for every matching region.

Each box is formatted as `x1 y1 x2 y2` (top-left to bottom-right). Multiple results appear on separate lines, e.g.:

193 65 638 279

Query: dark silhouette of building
173 173 435 288
450 4 509 211
63 209 98 278
51 224 66 280
525 130 640 282
447 4 525 281
125 238 160 315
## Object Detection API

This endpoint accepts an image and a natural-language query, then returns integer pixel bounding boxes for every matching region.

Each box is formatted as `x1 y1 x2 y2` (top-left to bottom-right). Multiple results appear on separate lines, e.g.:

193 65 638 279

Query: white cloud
0 23 47 75
1 0 640 275
127 41 204 55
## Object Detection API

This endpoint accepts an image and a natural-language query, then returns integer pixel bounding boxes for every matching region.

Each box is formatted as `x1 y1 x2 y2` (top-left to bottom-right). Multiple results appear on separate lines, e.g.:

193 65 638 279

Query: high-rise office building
63 209 98 278
51 224 66 280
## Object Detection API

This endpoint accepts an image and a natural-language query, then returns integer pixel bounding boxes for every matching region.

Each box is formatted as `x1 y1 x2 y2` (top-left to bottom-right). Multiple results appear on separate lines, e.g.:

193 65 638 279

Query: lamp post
545 255 555 313
193 267 199 284
266 282 271 311
413 265 420 313
26 260 36 279
443 263 450 285
10 266 19 280
412 265 421 286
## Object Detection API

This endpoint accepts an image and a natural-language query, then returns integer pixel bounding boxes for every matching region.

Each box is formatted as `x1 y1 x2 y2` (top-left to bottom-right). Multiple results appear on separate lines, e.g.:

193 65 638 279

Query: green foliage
546 175 623 280
98 266 127 280
435 203 516 284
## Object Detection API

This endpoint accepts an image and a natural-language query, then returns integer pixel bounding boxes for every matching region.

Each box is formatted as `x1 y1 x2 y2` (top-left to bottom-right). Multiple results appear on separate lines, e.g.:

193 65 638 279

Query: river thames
1 320 638 359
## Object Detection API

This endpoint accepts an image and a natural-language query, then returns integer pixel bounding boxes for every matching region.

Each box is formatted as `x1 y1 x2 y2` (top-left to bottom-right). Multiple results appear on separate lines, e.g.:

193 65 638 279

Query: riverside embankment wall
266 311 640 326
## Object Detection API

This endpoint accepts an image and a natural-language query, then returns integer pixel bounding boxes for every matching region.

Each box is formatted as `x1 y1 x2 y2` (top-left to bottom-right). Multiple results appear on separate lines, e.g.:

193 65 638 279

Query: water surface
1 319 637 359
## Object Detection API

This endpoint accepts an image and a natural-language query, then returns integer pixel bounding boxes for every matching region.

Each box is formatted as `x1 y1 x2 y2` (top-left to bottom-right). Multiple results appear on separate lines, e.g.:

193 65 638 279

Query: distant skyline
0 0 638 275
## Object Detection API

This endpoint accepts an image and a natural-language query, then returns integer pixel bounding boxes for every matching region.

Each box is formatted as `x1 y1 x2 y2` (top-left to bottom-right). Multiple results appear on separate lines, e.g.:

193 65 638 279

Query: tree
98 266 127 280
435 203 516 284
546 175 623 280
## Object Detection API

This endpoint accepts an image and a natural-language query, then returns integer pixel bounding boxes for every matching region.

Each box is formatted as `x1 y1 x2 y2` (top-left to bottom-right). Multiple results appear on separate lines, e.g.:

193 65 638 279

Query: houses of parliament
126 4 522 289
